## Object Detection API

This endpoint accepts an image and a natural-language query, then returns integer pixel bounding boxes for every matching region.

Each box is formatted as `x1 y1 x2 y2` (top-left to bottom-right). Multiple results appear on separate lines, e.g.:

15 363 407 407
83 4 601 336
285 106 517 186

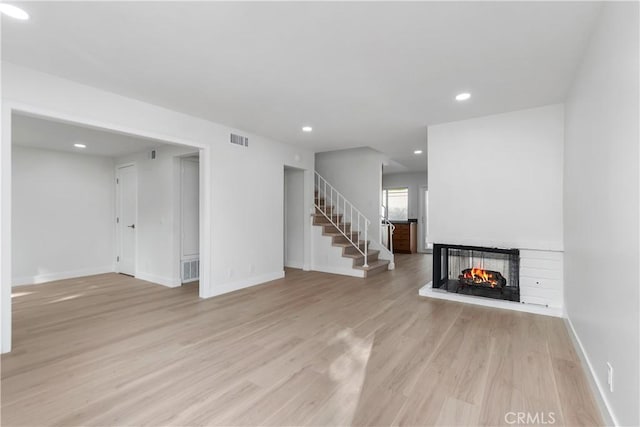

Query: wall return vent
182 259 199 283
230 133 249 147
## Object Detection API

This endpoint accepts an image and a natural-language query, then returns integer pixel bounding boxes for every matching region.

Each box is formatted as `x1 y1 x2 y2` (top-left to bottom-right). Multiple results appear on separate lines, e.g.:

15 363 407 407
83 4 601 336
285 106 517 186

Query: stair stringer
309 216 366 278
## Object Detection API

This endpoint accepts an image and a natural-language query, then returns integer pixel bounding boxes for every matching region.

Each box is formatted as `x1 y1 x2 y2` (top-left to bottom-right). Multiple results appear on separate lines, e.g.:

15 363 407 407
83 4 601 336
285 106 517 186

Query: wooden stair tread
323 230 358 237
332 240 369 248
312 189 390 278
342 250 379 259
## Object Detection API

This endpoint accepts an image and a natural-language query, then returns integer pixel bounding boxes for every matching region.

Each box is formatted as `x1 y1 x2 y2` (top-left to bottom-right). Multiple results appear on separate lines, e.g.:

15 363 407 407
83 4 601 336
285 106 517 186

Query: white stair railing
380 215 395 253
315 172 370 267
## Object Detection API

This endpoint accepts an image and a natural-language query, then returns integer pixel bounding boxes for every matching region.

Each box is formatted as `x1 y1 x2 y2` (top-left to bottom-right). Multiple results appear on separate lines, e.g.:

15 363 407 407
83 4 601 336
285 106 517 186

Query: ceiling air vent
230 133 249 147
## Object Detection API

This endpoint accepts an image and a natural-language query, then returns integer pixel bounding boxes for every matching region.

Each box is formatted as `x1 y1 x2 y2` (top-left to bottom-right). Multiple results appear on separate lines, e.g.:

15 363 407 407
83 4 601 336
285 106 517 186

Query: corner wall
116 144 198 287
12 146 115 285
315 147 384 242
564 3 640 425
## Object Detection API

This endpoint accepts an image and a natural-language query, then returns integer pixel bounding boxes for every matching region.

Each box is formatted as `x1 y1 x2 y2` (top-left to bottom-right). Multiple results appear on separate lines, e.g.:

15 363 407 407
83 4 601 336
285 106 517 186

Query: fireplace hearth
432 244 520 302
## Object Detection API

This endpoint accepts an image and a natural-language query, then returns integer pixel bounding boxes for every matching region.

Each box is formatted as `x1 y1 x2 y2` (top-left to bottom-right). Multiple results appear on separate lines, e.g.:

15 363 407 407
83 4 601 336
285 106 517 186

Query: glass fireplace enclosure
432 244 520 302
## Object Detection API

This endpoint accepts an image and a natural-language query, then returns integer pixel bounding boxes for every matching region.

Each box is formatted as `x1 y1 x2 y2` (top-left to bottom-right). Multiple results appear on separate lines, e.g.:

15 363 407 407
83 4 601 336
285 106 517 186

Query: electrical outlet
607 362 614 392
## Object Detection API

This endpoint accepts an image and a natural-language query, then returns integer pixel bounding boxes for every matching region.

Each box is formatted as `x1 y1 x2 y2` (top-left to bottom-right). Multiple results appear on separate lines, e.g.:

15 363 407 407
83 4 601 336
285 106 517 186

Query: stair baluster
314 171 370 268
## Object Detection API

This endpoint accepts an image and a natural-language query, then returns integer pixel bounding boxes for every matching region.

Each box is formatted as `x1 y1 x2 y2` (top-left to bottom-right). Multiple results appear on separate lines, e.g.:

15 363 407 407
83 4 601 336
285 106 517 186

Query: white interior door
117 164 137 276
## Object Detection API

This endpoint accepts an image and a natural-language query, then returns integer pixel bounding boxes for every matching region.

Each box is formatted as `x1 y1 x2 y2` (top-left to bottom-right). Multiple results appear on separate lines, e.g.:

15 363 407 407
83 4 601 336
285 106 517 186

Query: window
383 187 409 221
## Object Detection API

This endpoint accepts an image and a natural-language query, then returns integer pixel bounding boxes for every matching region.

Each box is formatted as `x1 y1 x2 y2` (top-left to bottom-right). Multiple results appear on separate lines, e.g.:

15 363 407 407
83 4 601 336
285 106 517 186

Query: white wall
12 146 115 285
1 63 315 352
315 147 385 242
284 168 305 269
427 104 564 250
382 172 427 219
116 145 197 287
564 3 639 425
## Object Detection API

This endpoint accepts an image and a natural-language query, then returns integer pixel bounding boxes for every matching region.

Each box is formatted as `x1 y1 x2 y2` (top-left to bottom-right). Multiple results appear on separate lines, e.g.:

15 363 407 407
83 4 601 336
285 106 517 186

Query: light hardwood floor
2 254 602 426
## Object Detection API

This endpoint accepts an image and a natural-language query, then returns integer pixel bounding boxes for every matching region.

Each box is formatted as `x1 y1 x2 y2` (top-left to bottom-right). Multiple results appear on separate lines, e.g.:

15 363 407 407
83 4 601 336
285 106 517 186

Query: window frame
382 187 409 221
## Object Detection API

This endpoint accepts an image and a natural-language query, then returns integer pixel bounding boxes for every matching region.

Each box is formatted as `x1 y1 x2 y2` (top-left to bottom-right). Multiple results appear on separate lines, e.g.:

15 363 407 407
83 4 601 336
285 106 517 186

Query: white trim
2 105 14 353
12 266 115 287
418 281 563 317
135 272 181 288
198 147 211 299
200 271 285 299
564 317 617 426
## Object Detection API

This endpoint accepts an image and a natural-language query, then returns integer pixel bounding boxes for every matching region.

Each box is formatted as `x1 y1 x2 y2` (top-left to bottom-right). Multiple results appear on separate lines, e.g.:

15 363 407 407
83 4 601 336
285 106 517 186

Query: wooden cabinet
392 222 417 254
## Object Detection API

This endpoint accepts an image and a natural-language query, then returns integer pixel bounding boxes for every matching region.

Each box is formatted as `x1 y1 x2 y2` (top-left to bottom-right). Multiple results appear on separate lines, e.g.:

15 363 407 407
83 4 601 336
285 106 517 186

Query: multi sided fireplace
432 244 520 302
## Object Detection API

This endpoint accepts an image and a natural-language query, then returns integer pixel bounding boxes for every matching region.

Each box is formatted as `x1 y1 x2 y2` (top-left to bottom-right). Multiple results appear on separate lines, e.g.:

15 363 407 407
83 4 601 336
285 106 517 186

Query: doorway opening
179 154 200 285
381 172 428 257
283 166 305 272
7 109 210 351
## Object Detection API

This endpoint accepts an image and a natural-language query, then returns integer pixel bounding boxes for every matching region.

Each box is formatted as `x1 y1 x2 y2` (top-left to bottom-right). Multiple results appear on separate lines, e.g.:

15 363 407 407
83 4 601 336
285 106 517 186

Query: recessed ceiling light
74 143 87 149
414 150 423 155
0 4 29 20
302 126 313 132
455 92 471 101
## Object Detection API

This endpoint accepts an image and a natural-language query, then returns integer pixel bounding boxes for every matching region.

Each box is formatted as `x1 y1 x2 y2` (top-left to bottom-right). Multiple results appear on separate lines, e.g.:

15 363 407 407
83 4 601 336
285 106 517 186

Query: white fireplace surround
420 248 564 317
424 105 565 316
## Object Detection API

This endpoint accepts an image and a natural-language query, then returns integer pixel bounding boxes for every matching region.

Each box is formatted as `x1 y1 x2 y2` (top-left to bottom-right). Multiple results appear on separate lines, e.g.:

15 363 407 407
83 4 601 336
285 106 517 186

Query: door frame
115 162 138 276
418 185 430 253
283 165 306 270
180 155 200 283
2 102 213 353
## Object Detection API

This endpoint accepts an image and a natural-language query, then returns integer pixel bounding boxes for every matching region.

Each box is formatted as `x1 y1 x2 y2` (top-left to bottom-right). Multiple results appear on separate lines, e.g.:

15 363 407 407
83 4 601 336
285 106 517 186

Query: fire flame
462 267 498 287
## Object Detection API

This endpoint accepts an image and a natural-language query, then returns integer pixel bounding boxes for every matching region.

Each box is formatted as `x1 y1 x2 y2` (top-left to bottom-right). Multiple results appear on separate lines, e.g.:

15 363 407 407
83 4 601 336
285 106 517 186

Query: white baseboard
418 281 563 317
12 266 114 286
135 272 181 288
200 270 285 299
310 264 365 278
564 317 617 426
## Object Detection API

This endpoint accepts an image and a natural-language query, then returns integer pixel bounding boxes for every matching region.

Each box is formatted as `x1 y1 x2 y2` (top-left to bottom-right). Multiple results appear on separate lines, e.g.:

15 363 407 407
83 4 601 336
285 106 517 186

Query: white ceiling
12 113 171 157
2 2 602 172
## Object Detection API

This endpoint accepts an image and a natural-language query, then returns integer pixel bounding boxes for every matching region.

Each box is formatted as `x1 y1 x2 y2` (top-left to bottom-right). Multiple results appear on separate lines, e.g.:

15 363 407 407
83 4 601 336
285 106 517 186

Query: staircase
312 173 391 278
